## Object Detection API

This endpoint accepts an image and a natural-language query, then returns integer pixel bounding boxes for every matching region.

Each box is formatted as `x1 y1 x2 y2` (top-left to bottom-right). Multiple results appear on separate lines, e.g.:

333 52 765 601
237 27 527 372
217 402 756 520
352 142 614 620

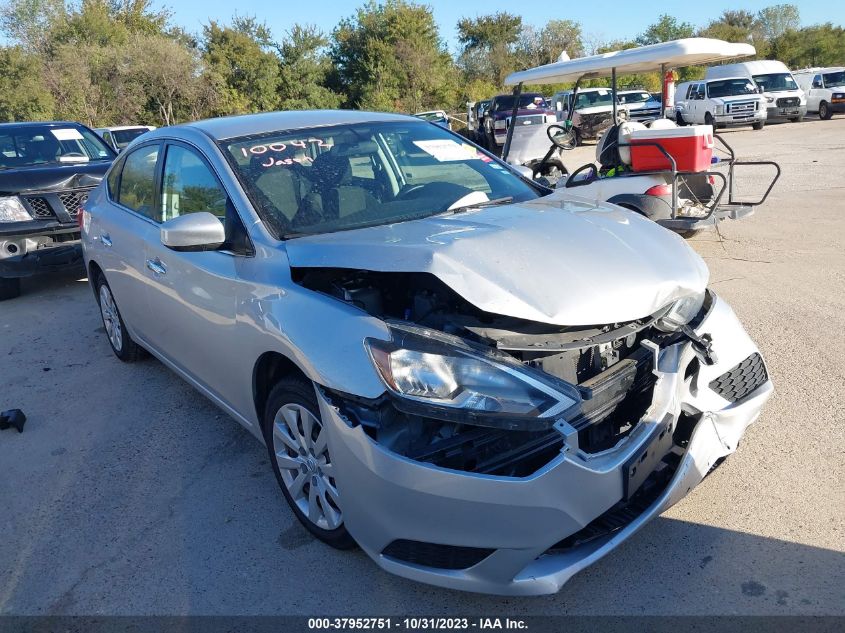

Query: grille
776 97 800 107
382 540 495 570
24 196 53 218
709 353 768 402
57 190 90 216
728 101 757 113
516 114 546 125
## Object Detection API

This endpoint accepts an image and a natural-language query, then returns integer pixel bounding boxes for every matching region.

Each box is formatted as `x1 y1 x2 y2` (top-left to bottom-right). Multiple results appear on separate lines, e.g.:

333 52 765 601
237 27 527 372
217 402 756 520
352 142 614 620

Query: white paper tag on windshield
51 128 84 141
413 139 475 162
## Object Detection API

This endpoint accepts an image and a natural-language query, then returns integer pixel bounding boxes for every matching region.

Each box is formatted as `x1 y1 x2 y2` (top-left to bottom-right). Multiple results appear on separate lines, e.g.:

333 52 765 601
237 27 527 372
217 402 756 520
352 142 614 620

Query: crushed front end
301 270 772 594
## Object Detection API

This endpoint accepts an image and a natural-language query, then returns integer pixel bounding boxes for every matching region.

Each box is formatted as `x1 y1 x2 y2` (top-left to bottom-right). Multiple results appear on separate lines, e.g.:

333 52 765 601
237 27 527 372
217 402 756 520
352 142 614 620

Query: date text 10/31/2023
307 617 529 630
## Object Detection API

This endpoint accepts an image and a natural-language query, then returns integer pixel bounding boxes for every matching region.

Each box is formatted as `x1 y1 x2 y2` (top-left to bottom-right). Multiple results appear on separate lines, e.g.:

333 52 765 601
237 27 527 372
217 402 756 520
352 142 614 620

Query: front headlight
766 96 775 103
0 196 32 223
654 290 706 332
366 324 580 428
714 105 724 115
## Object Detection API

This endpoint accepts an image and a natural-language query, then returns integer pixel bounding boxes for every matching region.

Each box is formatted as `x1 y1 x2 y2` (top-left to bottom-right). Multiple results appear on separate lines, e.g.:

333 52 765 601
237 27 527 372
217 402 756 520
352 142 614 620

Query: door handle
146 258 167 276
100 233 112 247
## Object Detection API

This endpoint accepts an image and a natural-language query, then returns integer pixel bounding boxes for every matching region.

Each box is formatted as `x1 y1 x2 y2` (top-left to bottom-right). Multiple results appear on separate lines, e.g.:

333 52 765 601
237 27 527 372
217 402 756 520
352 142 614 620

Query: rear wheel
96 274 145 362
819 102 832 120
264 378 355 550
752 120 765 130
0 277 21 301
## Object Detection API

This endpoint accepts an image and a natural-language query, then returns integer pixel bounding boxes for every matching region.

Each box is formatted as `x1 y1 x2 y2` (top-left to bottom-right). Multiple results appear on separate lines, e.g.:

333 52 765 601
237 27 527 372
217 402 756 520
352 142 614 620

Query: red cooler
629 125 714 173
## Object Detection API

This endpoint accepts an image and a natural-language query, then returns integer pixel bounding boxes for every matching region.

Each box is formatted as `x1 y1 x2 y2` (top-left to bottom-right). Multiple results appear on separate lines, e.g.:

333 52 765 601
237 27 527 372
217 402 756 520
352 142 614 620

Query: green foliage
203 18 281 115
0 47 55 120
0 1 840 127
636 15 695 45
331 0 457 112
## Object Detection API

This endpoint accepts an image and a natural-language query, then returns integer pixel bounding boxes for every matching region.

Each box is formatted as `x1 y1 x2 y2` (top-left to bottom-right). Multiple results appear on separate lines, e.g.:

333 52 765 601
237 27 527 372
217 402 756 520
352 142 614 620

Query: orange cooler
629 125 714 173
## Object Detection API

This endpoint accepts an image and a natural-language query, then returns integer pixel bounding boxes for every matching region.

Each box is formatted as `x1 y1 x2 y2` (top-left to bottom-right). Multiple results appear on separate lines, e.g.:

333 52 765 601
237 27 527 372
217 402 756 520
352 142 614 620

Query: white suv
674 77 767 130
794 67 845 120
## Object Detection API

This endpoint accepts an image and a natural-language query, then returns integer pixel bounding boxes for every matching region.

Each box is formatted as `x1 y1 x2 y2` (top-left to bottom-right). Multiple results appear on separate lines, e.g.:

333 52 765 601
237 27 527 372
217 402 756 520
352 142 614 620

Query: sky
160 0 843 53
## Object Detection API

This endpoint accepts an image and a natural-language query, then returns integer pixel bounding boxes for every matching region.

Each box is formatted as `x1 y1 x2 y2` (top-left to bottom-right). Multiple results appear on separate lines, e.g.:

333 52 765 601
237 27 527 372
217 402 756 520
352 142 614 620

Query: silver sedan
81 110 772 595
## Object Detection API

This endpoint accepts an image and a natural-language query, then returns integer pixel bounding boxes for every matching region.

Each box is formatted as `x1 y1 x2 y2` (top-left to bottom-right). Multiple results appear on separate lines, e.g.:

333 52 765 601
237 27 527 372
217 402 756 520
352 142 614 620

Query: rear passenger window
160 145 228 222
117 144 159 218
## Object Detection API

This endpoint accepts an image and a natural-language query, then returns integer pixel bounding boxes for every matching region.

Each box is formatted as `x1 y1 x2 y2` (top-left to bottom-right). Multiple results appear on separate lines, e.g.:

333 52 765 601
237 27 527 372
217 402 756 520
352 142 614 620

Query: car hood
285 196 709 326
0 161 112 195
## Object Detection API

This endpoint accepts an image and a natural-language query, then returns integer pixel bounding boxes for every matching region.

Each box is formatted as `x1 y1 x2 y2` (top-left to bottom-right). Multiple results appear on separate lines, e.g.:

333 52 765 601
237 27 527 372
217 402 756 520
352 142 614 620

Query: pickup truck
483 92 557 148
0 121 115 299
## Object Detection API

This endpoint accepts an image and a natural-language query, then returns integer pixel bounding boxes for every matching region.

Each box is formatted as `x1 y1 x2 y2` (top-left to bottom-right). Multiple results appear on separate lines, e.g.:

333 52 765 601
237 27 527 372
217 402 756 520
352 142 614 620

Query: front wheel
752 120 765 130
0 277 21 301
819 102 832 120
704 112 714 128
789 116 803 123
264 378 355 550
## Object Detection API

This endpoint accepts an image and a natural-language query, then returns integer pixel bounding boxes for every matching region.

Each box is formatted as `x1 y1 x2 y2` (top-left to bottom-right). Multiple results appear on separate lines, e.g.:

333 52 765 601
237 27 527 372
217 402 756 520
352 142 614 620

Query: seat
307 149 378 219
249 153 305 222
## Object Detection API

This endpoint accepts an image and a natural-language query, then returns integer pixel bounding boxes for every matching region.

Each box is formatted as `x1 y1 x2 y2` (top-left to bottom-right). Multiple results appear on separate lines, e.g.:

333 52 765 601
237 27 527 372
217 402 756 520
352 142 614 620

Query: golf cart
501 38 781 235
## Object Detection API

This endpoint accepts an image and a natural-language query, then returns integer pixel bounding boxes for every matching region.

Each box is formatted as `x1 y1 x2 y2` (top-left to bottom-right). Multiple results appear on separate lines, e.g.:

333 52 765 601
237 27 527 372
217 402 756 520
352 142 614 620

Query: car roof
0 121 87 130
100 125 152 131
182 110 417 141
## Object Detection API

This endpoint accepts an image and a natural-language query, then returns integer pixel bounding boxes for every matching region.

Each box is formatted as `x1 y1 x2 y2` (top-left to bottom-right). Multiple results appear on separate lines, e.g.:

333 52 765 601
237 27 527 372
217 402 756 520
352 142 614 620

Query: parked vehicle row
794 67 845 120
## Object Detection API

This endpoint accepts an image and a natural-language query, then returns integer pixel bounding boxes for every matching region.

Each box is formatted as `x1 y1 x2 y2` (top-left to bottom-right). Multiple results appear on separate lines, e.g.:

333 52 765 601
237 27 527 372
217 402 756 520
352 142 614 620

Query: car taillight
645 184 672 197
708 175 716 185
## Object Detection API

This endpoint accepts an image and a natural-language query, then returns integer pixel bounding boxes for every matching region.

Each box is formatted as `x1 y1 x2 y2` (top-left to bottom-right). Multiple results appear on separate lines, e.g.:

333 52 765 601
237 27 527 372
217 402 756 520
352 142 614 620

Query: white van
706 60 805 122
674 77 767 129
793 67 845 120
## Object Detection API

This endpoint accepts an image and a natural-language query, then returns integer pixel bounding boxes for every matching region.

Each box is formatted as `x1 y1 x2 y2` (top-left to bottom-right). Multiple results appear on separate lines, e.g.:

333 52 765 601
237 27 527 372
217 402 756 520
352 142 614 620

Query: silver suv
82 110 772 595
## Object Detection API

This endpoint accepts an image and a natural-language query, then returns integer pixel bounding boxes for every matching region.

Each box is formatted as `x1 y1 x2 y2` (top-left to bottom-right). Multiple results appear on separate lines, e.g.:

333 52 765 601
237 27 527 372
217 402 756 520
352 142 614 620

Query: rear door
90 142 161 341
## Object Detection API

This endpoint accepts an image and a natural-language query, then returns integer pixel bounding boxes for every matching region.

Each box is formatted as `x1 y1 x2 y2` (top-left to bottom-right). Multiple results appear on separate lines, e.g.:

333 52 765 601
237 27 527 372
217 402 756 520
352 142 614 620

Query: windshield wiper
446 196 514 214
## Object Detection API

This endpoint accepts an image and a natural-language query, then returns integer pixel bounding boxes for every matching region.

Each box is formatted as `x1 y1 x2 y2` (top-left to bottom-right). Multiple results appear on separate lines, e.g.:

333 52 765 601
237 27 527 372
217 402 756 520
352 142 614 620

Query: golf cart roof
505 38 755 85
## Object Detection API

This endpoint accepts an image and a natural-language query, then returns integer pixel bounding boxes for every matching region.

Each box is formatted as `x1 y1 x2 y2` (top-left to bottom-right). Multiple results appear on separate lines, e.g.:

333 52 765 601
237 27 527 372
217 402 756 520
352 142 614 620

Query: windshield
574 90 614 109
493 94 545 111
222 121 542 238
112 127 150 149
416 113 446 122
708 78 759 98
823 71 845 87
0 124 113 169
617 92 651 104
752 73 798 92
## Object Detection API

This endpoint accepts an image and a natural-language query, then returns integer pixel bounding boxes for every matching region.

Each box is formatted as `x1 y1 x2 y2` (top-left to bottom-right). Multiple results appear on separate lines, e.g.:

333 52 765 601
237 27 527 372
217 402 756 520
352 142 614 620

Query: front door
140 141 253 411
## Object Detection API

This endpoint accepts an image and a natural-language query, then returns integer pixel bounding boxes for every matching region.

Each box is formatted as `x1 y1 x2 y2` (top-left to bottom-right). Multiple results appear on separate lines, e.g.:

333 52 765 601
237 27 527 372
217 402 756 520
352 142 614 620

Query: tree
457 12 522 85
517 20 583 68
0 47 54 120
277 25 343 110
757 4 800 41
203 17 281 115
768 23 845 68
700 10 758 44
636 15 695 45
0 0 64 51
331 1 456 112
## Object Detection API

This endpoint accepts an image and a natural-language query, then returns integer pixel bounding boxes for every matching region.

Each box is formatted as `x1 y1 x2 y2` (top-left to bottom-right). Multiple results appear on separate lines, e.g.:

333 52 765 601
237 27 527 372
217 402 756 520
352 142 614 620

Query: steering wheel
395 183 426 199
564 163 599 188
547 124 578 151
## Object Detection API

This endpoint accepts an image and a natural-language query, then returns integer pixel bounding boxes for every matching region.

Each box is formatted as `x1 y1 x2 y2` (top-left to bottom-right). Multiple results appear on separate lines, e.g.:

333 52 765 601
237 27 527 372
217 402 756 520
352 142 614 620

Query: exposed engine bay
296 268 674 477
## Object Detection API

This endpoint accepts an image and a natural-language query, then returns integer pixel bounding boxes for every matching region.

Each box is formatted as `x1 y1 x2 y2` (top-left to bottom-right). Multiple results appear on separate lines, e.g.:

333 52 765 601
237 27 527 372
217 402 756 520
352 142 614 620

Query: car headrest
311 150 352 188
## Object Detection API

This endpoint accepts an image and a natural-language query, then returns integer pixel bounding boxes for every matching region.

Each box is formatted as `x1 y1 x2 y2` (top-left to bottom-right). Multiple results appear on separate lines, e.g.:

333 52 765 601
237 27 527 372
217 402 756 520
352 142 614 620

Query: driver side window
159 145 228 222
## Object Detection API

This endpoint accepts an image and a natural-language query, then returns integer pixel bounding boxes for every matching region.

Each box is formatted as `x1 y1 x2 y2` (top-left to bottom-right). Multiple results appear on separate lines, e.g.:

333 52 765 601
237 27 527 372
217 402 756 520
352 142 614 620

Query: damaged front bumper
0 221 82 278
316 293 772 595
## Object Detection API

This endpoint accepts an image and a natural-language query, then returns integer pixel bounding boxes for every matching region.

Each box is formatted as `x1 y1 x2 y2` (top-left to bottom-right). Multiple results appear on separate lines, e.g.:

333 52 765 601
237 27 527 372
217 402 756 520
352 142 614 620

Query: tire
789 116 803 123
95 274 145 362
0 277 21 301
678 229 702 239
819 101 832 120
752 120 765 130
676 111 686 126
704 112 714 128
263 377 355 550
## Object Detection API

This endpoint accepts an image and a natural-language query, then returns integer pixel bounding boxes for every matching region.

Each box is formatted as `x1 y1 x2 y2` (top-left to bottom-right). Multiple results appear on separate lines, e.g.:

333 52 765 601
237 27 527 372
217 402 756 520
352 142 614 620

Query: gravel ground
1 118 843 616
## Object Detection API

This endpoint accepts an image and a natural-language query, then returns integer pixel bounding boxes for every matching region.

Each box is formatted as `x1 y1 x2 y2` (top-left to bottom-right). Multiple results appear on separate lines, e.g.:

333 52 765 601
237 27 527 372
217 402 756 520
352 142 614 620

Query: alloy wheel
99 284 123 352
272 403 342 530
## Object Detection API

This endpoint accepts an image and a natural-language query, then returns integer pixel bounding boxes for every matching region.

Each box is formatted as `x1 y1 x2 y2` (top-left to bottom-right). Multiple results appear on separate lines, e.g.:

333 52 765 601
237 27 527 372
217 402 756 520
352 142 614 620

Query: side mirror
160 212 225 252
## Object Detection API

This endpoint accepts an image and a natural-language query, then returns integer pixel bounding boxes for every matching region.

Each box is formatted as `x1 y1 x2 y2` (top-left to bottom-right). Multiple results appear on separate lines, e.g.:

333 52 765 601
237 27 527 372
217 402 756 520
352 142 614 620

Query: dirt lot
1 118 843 616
